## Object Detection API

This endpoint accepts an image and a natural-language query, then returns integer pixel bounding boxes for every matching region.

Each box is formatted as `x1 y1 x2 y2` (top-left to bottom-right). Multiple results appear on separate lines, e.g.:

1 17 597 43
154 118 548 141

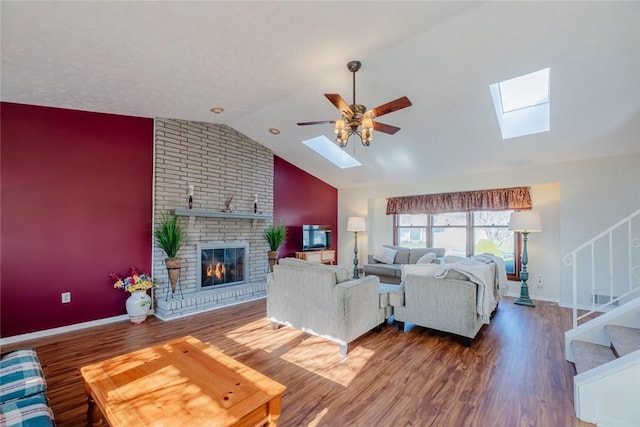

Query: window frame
394 212 521 280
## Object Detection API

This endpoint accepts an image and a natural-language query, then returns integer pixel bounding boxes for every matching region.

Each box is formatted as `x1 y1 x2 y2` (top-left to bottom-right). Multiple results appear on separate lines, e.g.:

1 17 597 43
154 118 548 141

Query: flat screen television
302 225 332 251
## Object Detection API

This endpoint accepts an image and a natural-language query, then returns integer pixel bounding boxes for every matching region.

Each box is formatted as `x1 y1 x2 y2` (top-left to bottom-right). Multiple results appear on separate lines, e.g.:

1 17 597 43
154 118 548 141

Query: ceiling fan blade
373 121 401 135
297 120 335 126
325 94 353 118
368 96 412 118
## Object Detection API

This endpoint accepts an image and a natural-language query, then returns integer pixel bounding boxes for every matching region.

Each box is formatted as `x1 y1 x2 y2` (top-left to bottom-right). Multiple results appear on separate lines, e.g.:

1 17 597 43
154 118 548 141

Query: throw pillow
329 265 352 283
416 253 436 264
373 246 397 264
401 264 440 283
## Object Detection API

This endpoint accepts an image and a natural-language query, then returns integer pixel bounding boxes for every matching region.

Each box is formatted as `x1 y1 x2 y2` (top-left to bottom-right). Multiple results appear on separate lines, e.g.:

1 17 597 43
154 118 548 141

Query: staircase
564 209 640 426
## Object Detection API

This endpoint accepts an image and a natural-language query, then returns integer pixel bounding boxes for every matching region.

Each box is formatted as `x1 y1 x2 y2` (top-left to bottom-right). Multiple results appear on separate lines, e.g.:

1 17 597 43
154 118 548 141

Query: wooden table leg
266 395 282 426
84 382 103 426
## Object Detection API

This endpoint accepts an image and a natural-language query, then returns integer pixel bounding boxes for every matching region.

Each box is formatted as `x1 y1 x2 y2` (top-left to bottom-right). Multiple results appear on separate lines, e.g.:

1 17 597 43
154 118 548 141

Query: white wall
338 153 640 305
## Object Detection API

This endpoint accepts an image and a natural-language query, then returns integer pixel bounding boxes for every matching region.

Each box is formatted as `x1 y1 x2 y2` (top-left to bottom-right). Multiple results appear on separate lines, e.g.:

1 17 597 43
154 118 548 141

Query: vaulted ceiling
2 2 639 189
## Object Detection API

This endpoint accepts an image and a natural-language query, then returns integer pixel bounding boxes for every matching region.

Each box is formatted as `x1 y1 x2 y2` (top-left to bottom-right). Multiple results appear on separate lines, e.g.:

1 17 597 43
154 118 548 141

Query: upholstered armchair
393 256 506 345
267 258 385 356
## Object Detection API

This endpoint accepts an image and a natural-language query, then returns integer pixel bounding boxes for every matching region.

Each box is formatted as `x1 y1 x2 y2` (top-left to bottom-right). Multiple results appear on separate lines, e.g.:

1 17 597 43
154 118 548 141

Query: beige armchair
392 256 506 346
267 258 385 356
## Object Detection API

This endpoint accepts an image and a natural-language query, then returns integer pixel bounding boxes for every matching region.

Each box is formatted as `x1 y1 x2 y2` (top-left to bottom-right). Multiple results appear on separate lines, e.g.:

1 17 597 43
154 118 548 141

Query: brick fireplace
152 118 273 319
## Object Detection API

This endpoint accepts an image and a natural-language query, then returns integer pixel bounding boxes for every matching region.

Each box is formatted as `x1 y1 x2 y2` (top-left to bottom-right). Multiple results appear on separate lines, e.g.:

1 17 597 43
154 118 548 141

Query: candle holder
187 185 194 210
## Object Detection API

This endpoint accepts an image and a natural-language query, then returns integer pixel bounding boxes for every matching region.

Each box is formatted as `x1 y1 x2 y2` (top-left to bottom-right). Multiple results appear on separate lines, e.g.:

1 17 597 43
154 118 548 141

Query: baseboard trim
0 314 130 346
154 295 265 321
505 291 559 304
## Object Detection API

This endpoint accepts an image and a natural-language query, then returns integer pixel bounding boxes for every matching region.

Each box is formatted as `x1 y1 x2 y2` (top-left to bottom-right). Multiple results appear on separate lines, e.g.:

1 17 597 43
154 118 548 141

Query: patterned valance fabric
386 186 531 215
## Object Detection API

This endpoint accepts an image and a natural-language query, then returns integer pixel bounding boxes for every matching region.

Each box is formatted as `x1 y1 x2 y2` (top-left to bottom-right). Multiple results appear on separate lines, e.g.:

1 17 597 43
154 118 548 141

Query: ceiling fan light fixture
362 117 374 132
361 117 374 146
337 127 349 147
298 60 412 150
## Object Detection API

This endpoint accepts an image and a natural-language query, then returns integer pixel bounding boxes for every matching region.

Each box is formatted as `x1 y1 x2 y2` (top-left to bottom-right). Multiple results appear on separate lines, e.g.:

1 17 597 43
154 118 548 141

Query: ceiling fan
297 60 412 147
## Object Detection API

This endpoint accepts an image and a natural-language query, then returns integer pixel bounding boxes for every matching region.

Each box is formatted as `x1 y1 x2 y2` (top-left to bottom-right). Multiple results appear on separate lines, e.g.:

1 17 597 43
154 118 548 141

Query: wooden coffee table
80 335 286 426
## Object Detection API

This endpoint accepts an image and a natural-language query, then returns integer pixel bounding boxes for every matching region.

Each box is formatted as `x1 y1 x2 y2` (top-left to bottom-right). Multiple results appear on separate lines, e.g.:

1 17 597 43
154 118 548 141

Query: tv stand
295 250 335 265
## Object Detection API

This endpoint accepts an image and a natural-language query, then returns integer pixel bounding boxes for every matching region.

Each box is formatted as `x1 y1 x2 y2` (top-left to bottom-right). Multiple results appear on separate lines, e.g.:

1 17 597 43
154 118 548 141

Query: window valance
386 186 531 215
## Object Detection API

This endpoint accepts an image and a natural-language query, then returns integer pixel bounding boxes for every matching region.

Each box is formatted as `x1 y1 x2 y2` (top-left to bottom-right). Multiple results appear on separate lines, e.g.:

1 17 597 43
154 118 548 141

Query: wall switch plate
61 292 71 303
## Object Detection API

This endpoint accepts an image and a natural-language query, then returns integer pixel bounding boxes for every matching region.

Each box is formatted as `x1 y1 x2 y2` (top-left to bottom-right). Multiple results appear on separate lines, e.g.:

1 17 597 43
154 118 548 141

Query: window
432 212 467 257
472 211 517 276
395 210 520 278
302 136 361 169
489 68 550 140
396 214 427 248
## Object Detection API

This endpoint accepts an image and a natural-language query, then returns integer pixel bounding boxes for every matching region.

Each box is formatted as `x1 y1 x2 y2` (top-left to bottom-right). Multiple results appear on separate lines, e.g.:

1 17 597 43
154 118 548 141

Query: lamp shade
509 211 542 232
346 216 366 232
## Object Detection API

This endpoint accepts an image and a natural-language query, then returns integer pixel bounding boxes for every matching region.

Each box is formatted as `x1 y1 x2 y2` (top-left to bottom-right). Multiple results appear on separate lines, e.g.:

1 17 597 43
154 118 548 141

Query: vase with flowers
110 266 157 324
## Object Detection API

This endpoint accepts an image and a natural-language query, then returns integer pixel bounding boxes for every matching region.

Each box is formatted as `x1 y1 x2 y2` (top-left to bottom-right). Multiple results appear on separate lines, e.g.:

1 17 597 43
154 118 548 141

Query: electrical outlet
537 276 543 287
61 292 71 303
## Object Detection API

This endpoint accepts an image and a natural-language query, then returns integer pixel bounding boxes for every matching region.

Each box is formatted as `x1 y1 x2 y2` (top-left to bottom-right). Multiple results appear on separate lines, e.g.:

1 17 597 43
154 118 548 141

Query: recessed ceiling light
210 107 224 114
269 128 280 135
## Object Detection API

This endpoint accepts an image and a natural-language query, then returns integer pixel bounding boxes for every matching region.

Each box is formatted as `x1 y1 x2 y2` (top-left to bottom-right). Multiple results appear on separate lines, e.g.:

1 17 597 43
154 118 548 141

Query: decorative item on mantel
224 195 236 212
187 185 194 209
265 222 287 272
153 211 185 300
110 266 157 324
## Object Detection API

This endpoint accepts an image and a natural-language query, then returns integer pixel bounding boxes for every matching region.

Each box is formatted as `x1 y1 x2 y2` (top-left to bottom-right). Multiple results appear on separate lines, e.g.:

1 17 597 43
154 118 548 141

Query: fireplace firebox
197 242 248 290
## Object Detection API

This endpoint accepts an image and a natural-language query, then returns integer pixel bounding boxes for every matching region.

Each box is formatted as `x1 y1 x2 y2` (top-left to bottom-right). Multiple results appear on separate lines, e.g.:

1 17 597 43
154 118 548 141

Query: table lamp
509 211 542 307
346 217 366 279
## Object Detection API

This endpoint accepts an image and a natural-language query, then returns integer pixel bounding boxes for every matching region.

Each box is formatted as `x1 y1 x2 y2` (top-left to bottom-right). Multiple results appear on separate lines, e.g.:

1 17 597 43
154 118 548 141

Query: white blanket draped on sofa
434 255 508 323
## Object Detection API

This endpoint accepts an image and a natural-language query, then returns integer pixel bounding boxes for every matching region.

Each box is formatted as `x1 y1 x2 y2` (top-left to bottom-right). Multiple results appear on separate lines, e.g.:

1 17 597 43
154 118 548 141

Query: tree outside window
472 211 516 275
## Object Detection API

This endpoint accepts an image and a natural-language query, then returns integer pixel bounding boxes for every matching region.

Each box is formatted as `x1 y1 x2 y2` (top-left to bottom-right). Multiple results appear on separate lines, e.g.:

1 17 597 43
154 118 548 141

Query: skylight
490 68 550 139
302 136 362 169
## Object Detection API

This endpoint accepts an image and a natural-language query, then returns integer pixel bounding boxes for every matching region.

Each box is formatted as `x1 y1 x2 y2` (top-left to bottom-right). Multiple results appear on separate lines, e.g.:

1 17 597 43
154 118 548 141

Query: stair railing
563 208 640 328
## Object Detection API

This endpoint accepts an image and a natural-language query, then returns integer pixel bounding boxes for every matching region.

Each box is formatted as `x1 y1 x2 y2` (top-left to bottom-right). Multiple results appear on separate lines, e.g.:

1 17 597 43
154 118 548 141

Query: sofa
267 257 385 356
392 255 508 345
0 349 55 427
363 245 446 284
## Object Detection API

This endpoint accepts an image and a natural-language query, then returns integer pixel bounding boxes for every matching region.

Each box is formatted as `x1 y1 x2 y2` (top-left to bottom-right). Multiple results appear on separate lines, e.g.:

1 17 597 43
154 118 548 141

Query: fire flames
206 262 227 283
214 262 226 280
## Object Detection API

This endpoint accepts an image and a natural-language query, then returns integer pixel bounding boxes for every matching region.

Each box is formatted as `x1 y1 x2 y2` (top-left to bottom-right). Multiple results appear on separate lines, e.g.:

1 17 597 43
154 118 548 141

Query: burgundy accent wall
1 103 154 337
0 103 337 338
273 156 338 259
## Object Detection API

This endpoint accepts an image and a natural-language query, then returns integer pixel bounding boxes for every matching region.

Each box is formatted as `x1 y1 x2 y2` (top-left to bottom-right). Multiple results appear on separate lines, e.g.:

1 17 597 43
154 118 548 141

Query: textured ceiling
2 1 639 189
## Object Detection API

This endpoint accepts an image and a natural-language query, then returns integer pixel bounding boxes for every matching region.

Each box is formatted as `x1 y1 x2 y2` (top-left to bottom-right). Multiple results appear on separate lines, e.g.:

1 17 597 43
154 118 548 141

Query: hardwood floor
3 297 593 426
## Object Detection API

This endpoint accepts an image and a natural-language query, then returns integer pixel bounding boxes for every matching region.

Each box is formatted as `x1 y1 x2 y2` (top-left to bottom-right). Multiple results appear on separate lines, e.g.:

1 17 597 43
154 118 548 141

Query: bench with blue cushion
0 349 54 426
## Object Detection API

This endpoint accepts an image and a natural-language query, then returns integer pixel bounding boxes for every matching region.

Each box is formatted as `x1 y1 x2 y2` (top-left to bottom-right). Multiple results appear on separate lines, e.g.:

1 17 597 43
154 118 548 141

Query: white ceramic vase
125 290 151 324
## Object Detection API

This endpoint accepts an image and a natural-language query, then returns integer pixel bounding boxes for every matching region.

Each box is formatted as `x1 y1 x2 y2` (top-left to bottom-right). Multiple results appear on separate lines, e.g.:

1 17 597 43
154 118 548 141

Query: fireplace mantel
170 208 272 220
